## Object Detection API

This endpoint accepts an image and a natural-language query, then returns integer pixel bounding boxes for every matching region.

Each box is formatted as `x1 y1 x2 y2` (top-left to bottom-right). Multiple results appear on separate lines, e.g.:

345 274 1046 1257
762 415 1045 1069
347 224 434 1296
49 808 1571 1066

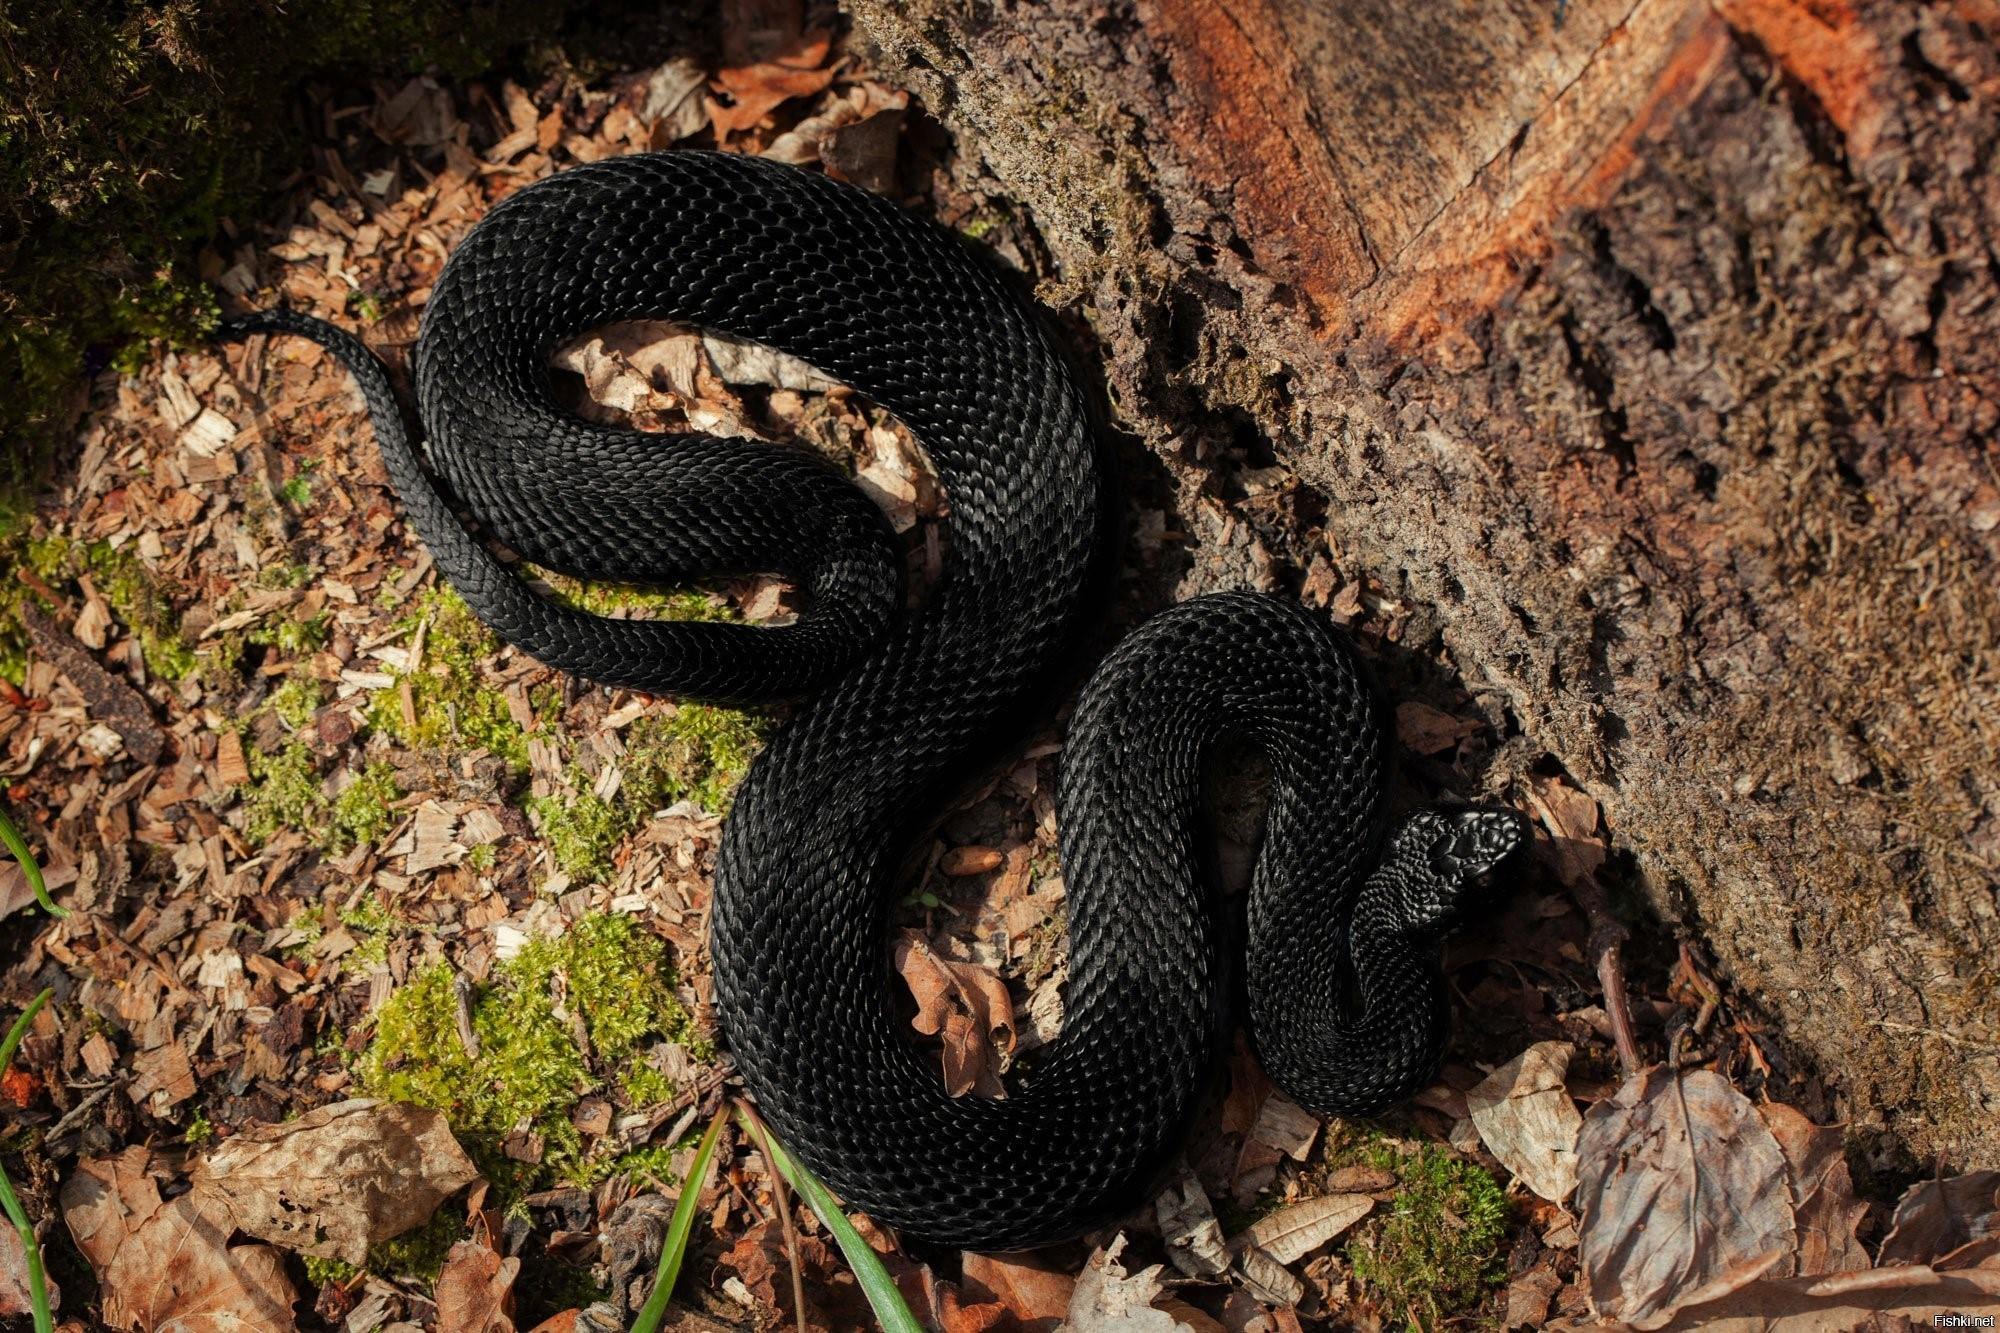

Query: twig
736 1099 808 1333
1521 786 1642 1077
0 988 57 1333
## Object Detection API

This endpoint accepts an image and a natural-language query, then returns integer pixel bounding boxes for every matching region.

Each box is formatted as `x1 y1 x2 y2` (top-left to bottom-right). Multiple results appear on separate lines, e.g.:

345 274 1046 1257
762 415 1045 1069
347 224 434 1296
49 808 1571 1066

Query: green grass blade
0 988 57 1333
0 804 66 919
630 1107 727 1333
738 1106 925 1333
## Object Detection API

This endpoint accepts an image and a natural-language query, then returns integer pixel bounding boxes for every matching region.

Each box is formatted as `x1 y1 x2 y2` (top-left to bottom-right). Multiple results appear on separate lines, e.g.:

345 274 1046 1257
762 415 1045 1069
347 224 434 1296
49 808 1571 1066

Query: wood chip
216 730 251 786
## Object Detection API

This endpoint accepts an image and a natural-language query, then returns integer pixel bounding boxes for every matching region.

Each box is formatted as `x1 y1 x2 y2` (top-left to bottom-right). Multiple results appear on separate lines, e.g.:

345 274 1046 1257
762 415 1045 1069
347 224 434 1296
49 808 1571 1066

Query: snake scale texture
222 150 1526 1251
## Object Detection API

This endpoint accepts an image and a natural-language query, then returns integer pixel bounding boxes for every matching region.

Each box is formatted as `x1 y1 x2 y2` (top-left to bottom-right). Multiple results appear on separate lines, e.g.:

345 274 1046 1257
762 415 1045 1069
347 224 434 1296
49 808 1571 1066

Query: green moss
330 761 402 851
526 566 740 623
250 609 329 656
184 1108 215 1145
1346 1140 1511 1327
366 587 553 771
340 894 410 971
265 677 323 730
303 1255 361 1290
368 1208 465 1287
357 913 702 1192
527 780 625 881
241 741 324 845
43 538 202 682
623 705 764 816
527 703 765 882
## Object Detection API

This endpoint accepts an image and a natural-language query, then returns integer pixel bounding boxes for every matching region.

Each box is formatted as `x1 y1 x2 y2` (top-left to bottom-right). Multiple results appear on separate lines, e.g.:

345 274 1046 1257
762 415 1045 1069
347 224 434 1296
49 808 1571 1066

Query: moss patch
527 566 739 623
367 587 555 772
1342 1136 1511 1327
331 761 402 851
356 912 706 1192
241 741 325 845
527 704 765 881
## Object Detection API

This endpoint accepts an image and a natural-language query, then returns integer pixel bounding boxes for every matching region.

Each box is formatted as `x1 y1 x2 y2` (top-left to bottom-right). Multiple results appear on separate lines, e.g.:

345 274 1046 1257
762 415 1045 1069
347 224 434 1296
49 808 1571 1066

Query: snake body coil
224 151 1523 1250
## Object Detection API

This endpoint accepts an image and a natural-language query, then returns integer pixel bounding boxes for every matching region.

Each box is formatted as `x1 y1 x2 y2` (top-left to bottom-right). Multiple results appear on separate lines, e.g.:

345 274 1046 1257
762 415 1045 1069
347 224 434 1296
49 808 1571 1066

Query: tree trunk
846 0 2000 1161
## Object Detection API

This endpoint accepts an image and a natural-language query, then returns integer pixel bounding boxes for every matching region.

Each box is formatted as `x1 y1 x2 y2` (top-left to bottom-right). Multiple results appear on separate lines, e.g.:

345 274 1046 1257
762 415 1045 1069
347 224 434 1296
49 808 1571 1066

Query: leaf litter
0 0 1995 1328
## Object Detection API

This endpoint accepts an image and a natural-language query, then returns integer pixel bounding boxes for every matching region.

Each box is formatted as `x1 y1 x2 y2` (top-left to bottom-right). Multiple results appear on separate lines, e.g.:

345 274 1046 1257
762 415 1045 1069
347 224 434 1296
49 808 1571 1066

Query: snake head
1375 806 1529 935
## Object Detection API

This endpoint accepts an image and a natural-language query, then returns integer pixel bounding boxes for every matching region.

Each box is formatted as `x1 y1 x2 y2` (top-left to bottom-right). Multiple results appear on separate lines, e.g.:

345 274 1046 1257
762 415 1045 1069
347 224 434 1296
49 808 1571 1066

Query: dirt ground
1 3 1996 1330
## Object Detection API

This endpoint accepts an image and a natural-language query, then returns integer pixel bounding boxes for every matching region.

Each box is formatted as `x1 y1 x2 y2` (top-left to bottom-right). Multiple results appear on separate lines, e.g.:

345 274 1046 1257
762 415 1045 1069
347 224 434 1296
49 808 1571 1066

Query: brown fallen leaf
1880 1169 2000 1265
63 1145 299 1331
1755 1103 1869 1275
1066 1236 1220 1332
707 31 838 141
188 1098 480 1265
960 1250 1074 1331
1574 1065 1793 1328
1502 1261 1563 1329
0 1223 58 1319
1155 1165 1229 1277
435 1236 520 1333
1394 701 1482 755
941 845 1004 876
1238 1192 1373 1265
1467 1041 1583 1204
1529 773 1604 886
1653 1252 2000 1330
893 931 1015 1098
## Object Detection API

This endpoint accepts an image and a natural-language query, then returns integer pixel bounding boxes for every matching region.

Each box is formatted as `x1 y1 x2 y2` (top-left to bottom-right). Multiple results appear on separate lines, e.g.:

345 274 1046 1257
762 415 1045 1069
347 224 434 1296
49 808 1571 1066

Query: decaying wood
848 0 2000 1159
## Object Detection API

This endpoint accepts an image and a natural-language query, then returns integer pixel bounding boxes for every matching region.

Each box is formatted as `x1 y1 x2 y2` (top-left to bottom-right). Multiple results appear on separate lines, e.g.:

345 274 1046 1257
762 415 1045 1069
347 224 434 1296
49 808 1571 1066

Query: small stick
1521 787 1643 1077
736 1099 809 1333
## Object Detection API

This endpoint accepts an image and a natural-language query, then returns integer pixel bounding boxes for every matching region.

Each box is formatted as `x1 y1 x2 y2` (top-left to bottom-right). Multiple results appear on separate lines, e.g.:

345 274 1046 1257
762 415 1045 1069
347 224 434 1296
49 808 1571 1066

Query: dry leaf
1879 1169 2000 1266
1394 701 1482 755
1155 1165 1229 1277
63 1146 299 1331
0 1224 57 1318
1575 1065 1793 1328
1756 1103 1870 1275
1503 1262 1563 1329
189 1099 480 1264
1529 774 1604 886
1066 1236 1215 1332
959 1251 1073 1330
707 34 838 141
435 1238 520 1333
893 931 1015 1098
1467 1041 1583 1204
1653 1253 2000 1330
1239 1193 1373 1265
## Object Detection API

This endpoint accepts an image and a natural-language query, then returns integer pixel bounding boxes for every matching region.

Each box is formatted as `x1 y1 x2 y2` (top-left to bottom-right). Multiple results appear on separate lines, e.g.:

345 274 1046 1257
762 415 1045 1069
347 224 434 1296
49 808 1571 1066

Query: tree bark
846 0 2000 1161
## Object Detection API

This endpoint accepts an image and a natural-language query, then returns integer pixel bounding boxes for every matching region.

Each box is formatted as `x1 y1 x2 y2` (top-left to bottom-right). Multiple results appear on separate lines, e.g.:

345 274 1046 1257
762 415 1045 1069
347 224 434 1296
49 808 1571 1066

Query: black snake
221 150 1525 1251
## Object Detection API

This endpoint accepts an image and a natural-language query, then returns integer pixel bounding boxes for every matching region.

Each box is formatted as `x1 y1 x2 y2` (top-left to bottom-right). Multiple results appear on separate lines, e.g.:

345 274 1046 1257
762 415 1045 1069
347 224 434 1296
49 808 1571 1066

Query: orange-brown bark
851 0 2000 1160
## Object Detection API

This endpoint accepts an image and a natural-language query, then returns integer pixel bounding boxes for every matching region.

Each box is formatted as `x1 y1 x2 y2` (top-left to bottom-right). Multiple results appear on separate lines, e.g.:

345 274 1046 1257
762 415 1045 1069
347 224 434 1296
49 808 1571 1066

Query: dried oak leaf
1879 1169 2000 1266
893 931 1015 1098
62 1145 299 1332
960 1250 1074 1330
434 1237 520 1333
1652 1251 2000 1330
1066 1236 1221 1333
1467 1041 1583 1204
707 29 838 141
0 1223 58 1318
188 1098 480 1265
1756 1103 1870 1275
1575 1066 1793 1329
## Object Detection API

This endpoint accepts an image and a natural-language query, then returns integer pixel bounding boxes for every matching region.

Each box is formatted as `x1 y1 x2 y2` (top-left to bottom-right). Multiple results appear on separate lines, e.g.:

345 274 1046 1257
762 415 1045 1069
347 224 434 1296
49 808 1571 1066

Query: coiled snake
222 150 1525 1251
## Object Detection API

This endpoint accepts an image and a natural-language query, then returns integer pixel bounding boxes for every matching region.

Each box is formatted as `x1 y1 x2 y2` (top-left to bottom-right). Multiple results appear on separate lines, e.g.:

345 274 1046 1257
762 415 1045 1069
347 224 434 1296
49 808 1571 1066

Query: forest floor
1 2 1996 1330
